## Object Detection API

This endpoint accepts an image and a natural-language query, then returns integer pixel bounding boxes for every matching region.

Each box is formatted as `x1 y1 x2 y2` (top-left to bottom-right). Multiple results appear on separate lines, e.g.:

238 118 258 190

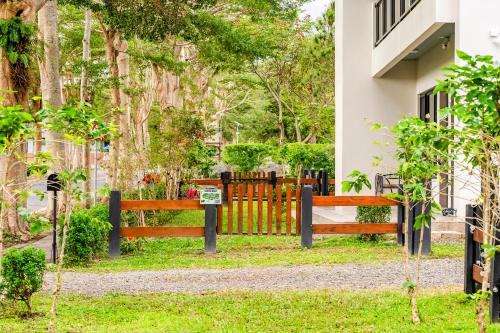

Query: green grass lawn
64 236 463 272
0 289 496 332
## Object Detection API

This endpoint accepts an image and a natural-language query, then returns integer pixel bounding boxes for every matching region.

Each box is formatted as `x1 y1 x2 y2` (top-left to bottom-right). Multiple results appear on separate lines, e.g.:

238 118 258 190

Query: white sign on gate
200 188 222 205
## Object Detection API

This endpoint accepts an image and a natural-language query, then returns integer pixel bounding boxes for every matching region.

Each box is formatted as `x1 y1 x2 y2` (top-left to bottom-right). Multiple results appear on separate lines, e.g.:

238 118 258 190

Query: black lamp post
47 173 61 264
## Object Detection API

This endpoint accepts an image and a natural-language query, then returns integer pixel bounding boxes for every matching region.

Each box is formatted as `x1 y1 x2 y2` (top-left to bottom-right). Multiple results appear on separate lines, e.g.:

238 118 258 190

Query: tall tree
0 1 36 238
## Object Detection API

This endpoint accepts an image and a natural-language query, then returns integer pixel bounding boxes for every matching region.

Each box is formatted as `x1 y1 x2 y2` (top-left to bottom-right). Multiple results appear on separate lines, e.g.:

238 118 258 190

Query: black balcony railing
374 0 421 47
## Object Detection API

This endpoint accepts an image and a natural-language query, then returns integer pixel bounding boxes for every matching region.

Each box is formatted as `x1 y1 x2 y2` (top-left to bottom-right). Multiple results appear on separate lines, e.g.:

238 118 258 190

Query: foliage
0 103 33 152
278 143 334 178
17 207 49 234
435 51 500 160
39 102 114 144
223 143 274 172
0 17 37 65
356 206 392 241
120 238 145 255
342 170 372 194
61 205 112 266
434 51 500 331
0 247 45 314
186 140 217 178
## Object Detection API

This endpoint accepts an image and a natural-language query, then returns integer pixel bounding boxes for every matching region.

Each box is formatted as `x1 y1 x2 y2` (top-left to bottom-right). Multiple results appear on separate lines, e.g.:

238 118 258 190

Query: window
374 0 421 46
419 89 454 209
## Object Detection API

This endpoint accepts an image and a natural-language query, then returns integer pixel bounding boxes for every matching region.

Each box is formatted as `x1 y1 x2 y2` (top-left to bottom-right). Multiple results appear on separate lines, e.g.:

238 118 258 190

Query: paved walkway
42 258 463 296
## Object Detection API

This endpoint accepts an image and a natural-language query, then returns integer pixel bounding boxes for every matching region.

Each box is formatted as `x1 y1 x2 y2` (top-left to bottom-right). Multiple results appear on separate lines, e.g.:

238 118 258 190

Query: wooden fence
464 204 500 323
108 191 218 257
300 187 402 248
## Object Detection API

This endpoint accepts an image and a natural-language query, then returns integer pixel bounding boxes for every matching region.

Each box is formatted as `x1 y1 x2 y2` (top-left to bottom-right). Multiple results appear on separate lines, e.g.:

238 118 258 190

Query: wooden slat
312 223 398 234
473 229 484 244
267 184 273 235
217 183 223 235
227 184 233 235
121 200 204 211
312 196 398 207
295 185 301 235
473 264 484 284
257 183 264 235
282 178 319 185
121 226 204 237
285 186 292 235
238 183 244 235
193 179 222 186
276 184 282 235
247 185 253 235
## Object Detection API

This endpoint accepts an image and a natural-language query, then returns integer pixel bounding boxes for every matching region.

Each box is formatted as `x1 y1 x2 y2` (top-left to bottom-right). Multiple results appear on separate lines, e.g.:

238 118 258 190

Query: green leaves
223 144 274 172
481 243 500 259
278 143 335 179
342 170 371 194
402 281 416 290
0 247 46 313
0 103 34 152
0 17 37 66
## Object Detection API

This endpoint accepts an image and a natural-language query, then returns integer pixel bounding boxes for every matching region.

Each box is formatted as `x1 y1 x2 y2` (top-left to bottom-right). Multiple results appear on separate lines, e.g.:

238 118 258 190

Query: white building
335 0 500 216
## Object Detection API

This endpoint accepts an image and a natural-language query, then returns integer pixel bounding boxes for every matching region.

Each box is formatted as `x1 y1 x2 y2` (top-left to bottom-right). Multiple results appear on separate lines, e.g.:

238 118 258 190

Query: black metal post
52 192 57 264
204 204 217 254
407 202 431 256
321 171 328 196
301 186 313 249
464 204 476 294
109 191 121 258
270 171 277 189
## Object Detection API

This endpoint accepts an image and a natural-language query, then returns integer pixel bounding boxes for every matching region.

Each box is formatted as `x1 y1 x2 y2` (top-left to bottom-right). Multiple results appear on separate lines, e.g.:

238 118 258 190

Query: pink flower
185 188 199 199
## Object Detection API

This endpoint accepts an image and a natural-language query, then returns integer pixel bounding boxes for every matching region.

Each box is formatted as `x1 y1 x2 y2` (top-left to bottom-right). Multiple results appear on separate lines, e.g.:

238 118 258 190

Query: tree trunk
116 37 131 189
0 1 36 240
38 0 64 170
103 28 121 190
80 9 92 207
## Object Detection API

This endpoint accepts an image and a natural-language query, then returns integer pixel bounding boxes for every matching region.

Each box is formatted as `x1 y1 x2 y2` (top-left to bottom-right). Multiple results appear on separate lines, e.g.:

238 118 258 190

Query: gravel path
43 259 463 296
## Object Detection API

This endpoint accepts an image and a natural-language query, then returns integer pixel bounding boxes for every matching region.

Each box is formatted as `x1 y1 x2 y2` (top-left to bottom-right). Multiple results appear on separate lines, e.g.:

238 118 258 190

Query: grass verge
0 289 495 332
63 236 463 272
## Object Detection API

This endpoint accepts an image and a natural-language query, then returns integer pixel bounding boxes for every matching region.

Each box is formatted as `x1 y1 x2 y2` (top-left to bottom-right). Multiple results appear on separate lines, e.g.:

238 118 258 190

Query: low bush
355 206 391 242
0 247 46 315
277 143 334 179
223 144 274 172
62 204 112 266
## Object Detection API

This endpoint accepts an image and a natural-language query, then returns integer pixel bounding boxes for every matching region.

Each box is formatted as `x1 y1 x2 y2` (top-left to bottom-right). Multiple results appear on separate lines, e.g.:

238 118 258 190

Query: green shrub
223 143 274 172
355 206 392 242
120 238 146 255
0 247 46 314
278 143 334 179
62 204 112 266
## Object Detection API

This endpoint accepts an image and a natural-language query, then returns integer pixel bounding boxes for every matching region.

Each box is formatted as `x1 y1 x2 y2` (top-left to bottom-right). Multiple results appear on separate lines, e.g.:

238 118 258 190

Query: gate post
301 186 313 249
407 202 431 256
109 191 121 258
464 204 476 294
205 204 217 254
321 171 328 196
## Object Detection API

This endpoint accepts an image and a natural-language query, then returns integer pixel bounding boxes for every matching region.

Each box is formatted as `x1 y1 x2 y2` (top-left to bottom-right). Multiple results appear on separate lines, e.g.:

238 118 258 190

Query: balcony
374 0 421 47
371 0 456 77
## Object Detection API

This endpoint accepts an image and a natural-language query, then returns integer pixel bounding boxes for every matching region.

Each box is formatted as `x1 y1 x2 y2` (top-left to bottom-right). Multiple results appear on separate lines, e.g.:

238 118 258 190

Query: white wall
336 0 417 195
456 0 500 61
416 35 455 94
